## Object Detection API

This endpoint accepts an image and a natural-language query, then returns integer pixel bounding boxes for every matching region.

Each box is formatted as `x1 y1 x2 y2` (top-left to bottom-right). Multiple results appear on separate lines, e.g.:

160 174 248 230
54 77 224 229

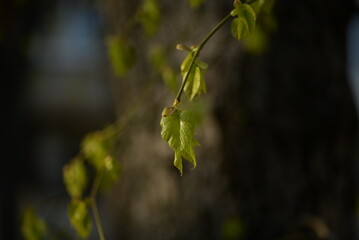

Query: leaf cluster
63 128 121 238
106 0 162 78
160 0 278 175
180 52 208 101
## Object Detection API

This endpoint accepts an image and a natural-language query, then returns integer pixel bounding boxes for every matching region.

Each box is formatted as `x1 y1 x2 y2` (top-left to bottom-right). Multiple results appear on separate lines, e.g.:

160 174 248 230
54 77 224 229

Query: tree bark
215 0 358 239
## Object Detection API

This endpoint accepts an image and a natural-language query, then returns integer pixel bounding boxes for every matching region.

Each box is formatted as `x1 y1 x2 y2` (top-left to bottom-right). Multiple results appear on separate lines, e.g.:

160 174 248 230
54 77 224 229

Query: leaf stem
174 13 233 104
90 170 106 240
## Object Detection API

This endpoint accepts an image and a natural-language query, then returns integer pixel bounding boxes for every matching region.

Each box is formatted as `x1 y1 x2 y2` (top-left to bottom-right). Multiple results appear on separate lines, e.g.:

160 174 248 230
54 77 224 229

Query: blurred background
1 0 358 239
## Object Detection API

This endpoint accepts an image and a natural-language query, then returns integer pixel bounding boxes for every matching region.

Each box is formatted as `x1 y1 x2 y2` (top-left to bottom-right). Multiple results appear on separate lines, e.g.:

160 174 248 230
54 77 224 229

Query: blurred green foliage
99 155 122 190
67 200 92 239
21 208 47 240
231 3 256 40
63 158 88 199
107 37 136 77
82 132 111 171
138 0 161 36
221 217 244 240
244 0 277 54
149 46 178 92
63 126 121 238
187 0 206 9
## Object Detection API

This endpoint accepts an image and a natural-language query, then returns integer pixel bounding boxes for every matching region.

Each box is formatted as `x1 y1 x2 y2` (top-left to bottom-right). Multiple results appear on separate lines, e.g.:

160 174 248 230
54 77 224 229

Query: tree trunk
215 0 358 239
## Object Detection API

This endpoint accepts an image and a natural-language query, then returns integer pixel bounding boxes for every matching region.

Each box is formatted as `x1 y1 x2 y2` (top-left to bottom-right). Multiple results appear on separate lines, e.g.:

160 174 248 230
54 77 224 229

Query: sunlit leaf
231 3 256 40
138 0 161 36
160 109 199 175
21 207 47 240
180 53 207 101
63 158 88 199
107 36 136 77
67 200 92 239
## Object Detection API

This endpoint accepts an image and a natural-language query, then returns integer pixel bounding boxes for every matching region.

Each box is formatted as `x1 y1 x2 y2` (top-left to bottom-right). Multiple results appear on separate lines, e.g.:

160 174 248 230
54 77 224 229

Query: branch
90 170 106 240
174 13 233 104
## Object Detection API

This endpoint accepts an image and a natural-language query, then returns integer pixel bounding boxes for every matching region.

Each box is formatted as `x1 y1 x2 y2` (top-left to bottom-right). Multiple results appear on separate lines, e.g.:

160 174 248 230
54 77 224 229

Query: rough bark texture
215 0 358 239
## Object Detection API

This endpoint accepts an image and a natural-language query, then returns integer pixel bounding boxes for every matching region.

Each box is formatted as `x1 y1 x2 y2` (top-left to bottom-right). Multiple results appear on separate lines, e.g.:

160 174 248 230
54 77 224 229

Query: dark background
1 0 358 239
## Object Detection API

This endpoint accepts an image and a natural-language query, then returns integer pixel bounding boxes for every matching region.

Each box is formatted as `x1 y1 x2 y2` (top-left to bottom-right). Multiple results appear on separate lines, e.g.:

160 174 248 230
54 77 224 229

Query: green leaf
138 0 161 36
67 200 92 239
231 3 256 40
107 36 136 77
160 109 199 175
82 132 109 171
21 207 47 240
180 53 207 101
63 158 88 199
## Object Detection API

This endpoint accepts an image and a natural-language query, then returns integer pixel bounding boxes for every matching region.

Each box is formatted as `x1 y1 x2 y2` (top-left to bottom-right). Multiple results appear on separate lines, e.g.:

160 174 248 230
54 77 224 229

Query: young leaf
138 0 161 36
107 36 136 77
160 109 199 175
231 3 256 40
180 53 208 101
68 200 92 239
21 207 47 240
63 158 88 199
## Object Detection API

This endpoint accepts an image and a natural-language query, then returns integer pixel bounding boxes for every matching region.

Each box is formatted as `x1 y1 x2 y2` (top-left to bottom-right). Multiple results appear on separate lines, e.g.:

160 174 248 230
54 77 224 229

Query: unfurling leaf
138 0 161 36
231 3 256 40
68 200 92 239
180 53 208 101
63 158 88 199
21 207 47 240
107 36 136 77
160 109 199 175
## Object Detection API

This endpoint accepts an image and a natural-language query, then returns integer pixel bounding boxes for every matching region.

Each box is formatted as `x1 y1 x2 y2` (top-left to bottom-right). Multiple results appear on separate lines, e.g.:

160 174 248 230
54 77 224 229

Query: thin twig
90 170 106 240
174 13 233 104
